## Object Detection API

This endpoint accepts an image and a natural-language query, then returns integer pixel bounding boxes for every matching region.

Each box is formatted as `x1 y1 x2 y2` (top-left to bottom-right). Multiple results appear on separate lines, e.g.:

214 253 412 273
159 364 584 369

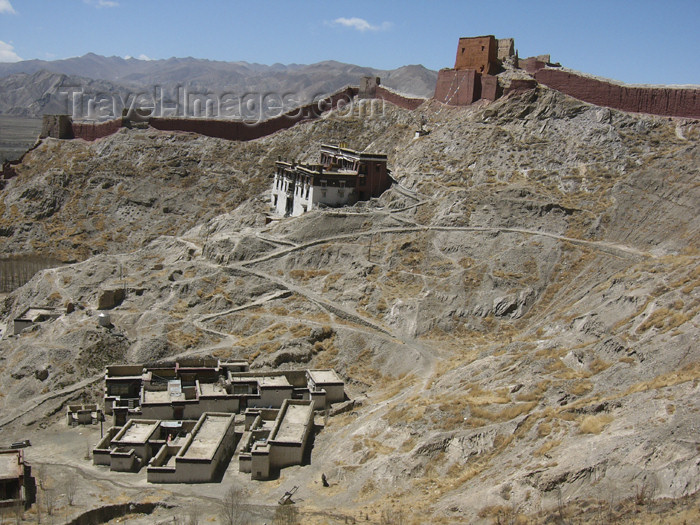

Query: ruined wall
454 35 499 74
497 38 515 61
359 76 380 98
374 86 425 110
520 57 548 74
434 69 479 106
535 69 700 119
72 119 125 141
40 115 73 139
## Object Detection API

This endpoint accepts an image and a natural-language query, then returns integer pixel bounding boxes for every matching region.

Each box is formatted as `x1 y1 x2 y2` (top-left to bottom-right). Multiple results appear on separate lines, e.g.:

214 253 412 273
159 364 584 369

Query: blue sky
0 0 698 85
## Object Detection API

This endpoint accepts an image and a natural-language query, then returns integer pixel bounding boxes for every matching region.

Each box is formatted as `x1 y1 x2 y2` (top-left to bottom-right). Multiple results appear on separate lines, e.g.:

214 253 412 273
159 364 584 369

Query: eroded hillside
0 88 699 523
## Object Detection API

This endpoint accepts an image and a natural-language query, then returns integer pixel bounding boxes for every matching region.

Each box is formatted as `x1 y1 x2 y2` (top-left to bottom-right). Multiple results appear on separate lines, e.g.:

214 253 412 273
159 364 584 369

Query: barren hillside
0 87 698 523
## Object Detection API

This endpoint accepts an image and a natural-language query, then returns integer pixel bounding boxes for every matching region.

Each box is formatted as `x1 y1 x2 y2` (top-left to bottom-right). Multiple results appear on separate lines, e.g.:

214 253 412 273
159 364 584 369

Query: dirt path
237 225 651 269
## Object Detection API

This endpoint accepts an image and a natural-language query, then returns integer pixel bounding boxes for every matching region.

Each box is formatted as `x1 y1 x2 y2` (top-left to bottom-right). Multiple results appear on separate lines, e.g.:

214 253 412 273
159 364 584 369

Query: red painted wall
535 69 700 119
374 86 425 110
503 79 538 96
454 36 498 74
480 74 500 102
519 57 547 74
434 69 479 106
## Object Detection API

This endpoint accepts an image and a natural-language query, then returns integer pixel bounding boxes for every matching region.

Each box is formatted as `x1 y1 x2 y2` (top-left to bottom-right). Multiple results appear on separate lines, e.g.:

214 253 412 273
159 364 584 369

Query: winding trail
236 224 650 270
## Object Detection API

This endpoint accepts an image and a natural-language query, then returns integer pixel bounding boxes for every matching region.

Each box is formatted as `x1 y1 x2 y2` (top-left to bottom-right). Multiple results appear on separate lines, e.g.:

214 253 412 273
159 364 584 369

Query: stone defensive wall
148 86 359 141
373 86 426 110
71 118 125 141
63 86 359 143
535 69 700 119
35 84 429 146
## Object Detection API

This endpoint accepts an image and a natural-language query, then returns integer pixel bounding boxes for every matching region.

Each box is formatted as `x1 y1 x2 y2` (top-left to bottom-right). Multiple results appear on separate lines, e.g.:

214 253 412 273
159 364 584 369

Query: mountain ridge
0 53 438 118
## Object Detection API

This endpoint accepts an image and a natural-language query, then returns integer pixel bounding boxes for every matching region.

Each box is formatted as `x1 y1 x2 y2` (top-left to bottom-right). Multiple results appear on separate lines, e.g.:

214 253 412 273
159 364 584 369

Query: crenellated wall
535 69 700 119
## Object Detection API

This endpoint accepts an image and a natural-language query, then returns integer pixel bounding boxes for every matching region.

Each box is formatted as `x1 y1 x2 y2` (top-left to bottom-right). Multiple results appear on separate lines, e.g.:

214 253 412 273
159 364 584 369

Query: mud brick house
94 412 237 482
0 450 35 510
270 143 390 217
95 358 347 483
238 399 315 480
12 307 62 335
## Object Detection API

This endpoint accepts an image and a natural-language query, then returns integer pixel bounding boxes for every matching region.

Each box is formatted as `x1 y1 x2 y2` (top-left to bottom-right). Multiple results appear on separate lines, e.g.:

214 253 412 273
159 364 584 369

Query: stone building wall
454 35 499 74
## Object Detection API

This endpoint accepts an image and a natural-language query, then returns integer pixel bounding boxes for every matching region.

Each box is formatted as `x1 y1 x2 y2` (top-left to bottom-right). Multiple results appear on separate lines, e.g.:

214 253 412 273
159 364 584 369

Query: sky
0 0 699 85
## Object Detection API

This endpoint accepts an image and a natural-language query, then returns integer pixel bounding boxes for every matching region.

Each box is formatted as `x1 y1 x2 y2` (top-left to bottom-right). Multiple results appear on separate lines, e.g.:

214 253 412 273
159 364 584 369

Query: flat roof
272 403 313 443
234 375 291 388
0 451 21 480
257 376 291 388
307 369 343 385
199 383 228 396
181 414 232 459
117 420 159 443
16 307 60 321
320 144 387 160
143 390 176 403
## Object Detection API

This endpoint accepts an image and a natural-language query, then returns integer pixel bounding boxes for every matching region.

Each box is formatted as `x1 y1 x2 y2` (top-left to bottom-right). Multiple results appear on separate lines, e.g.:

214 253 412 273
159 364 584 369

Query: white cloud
0 0 16 15
0 40 22 62
84 0 119 8
330 17 392 32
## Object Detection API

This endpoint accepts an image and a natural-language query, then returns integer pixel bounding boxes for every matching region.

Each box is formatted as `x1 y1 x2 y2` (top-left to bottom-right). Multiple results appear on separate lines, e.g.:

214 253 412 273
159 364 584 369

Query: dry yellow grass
289 268 329 281
534 439 561 457
567 379 594 397
579 414 613 434
625 362 700 395
536 421 552 438
516 380 550 402
469 401 537 422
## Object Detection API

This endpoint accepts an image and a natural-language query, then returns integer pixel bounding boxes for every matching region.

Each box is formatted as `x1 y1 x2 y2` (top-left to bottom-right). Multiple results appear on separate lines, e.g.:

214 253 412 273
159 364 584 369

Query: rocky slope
0 87 698 523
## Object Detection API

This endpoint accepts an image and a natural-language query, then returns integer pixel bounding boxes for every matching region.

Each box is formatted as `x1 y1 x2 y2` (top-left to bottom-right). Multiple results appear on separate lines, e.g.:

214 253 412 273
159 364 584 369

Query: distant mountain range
0 54 438 118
